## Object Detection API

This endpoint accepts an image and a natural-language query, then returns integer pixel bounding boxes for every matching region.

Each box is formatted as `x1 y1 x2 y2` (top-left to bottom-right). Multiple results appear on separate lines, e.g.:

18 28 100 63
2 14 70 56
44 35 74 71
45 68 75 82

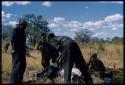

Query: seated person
87 53 105 78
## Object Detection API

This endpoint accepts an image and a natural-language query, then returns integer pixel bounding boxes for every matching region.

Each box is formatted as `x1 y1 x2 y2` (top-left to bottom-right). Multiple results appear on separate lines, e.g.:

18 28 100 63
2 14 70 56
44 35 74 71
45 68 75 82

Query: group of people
9 20 107 84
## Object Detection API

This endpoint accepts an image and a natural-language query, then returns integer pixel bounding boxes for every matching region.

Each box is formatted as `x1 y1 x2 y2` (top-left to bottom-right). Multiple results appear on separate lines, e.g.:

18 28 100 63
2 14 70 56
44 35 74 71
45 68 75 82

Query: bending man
45 33 93 84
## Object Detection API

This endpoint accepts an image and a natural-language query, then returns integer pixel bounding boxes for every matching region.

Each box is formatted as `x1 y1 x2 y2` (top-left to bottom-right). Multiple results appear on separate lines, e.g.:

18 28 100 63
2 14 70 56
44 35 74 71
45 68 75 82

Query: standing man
46 33 93 84
10 20 27 83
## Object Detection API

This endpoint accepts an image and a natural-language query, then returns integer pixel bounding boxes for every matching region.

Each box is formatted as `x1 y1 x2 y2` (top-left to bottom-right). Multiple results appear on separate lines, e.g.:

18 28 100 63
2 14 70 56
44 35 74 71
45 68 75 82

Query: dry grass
81 43 123 68
1 42 123 84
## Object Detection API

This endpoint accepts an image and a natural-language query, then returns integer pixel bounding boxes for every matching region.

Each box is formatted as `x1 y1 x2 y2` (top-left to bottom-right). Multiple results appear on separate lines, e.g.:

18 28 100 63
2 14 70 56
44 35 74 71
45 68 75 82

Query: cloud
82 21 104 30
85 6 88 9
3 21 18 28
98 1 123 4
8 21 17 26
48 14 122 39
42 1 52 7
109 24 123 30
15 1 31 5
2 1 14 6
53 17 65 23
63 21 82 28
48 17 65 28
49 17 82 29
2 1 31 6
48 13 123 33
92 32 108 37
48 23 59 28
70 28 78 32
82 14 123 30
57 28 61 31
63 32 68 35
104 14 123 22
2 11 16 22
112 27 117 30
2 11 5 18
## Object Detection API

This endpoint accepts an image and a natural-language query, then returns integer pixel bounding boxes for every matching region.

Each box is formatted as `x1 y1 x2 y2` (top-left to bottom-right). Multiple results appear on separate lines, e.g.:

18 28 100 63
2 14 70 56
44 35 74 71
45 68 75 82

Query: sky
2 1 123 39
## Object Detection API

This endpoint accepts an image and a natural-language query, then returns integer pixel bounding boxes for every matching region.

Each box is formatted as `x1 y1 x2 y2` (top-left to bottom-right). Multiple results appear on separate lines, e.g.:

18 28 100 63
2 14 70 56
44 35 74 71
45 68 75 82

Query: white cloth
59 67 82 77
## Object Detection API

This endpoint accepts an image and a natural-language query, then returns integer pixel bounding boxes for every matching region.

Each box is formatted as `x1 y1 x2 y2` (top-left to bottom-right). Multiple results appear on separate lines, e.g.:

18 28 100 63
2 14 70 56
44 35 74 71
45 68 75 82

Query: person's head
19 20 27 30
91 53 97 60
46 33 55 42
16 24 19 28
47 33 55 39
41 32 47 44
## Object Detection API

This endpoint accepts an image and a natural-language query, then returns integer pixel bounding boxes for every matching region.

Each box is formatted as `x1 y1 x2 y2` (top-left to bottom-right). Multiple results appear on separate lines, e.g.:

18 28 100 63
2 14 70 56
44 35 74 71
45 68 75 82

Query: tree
19 14 50 46
74 29 92 44
111 36 123 43
99 38 105 43
106 37 112 43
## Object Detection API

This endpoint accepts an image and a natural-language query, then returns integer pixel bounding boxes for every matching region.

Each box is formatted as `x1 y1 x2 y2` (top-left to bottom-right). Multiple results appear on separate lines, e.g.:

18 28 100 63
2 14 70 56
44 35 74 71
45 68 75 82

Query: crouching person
37 33 59 70
35 33 59 79
87 53 105 79
45 33 93 84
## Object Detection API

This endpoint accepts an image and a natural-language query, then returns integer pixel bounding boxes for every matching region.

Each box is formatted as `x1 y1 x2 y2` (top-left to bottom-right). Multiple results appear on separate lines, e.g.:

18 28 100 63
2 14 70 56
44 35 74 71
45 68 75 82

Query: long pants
10 52 26 84
62 41 93 84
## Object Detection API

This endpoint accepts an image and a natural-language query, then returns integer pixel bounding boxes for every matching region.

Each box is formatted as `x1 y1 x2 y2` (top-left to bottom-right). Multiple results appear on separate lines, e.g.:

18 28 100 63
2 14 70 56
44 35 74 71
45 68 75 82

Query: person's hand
83 76 93 85
51 63 58 67
85 79 93 85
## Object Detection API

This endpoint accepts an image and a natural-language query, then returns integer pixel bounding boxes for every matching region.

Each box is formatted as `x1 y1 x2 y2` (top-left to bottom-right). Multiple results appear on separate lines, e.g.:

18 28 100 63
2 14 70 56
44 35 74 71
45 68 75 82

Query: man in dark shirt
10 20 27 83
45 33 93 84
37 33 59 69
35 33 59 80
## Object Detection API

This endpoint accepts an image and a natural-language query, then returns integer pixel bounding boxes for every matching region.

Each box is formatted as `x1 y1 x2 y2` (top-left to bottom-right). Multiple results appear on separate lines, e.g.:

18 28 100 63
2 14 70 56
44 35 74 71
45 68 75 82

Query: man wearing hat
10 20 27 83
